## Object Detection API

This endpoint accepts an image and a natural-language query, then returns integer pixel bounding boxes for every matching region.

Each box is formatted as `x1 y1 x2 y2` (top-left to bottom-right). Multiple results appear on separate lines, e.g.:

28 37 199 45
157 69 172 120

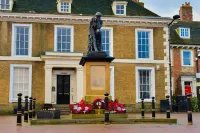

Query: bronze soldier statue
87 12 103 54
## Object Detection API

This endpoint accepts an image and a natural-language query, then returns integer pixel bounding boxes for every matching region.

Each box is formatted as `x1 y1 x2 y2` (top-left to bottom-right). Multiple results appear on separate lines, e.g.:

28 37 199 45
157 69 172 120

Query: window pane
14 26 29 56
13 67 30 99
183 51 191 65
101 29 110 56
139 70 151 99
56 27 71 52
137 31 150 59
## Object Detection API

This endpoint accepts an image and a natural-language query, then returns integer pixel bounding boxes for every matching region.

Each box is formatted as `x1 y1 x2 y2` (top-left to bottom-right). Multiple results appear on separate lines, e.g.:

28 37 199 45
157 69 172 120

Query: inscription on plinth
90 66 105 90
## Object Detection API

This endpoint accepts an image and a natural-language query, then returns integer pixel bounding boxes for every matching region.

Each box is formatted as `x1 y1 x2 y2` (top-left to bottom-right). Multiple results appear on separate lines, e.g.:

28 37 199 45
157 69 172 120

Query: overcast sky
141 0 200 21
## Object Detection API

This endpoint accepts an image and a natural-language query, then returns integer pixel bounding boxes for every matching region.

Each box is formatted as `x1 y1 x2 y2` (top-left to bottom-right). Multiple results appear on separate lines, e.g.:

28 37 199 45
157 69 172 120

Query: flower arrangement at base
109 99 126 113
92 98 126 113
69 99 92 114
92 98 105 109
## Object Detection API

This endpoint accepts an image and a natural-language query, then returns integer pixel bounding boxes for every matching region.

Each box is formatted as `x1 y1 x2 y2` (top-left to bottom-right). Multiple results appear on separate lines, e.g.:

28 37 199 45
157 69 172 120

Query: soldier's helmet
95 12 102 17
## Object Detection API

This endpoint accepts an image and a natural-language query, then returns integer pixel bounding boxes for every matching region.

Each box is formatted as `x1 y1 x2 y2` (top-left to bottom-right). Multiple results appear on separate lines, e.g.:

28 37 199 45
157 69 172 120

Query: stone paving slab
0 114 200 133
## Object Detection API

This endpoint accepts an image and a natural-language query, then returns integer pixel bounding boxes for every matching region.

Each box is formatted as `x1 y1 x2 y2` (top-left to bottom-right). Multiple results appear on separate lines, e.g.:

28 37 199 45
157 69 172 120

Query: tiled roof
170 21 200 45
11 0 159 17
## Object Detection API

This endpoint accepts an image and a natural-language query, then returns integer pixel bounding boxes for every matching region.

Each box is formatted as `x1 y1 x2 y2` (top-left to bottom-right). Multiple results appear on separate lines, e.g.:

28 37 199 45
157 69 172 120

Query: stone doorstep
30 118 177 125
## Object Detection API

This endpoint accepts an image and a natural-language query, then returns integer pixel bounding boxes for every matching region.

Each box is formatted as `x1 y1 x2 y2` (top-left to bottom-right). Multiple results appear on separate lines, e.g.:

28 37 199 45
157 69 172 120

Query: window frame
136 66 155 103
135 28 154 60
9 64 32 102
116 4 125 15
11 24 32 57
179 27 190 39
101 27 113 56
54 25 74 52
57 0 72 13
181 50 193 66
0 0 11 10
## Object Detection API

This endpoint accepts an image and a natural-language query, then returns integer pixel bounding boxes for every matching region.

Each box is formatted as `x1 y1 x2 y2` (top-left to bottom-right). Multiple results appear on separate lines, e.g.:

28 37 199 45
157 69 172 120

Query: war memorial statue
87 12 103 55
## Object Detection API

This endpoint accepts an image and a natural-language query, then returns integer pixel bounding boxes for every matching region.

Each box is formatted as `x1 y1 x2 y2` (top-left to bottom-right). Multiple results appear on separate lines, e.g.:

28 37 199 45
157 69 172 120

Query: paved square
0 113 200 133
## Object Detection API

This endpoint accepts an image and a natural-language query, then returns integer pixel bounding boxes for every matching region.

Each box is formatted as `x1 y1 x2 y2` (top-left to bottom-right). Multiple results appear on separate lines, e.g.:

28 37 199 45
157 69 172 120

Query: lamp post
168 15 180 110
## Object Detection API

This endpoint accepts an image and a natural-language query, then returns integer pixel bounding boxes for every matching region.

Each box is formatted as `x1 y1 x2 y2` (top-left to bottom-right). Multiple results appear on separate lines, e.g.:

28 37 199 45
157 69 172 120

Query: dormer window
57 0 72 13
112 1 128 16
0 0 14 11
116 4 125 15
179 27 190 39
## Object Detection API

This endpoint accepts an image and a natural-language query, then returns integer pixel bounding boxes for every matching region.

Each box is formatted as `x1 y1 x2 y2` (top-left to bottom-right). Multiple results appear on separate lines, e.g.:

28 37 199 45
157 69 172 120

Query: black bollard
187 94 193 125
33 98 36 119
17 93 22 126
104 92 110 125
166 95 170 119
152 97 155 118
24 96 29 122
29 97 33 119
141 98 145 118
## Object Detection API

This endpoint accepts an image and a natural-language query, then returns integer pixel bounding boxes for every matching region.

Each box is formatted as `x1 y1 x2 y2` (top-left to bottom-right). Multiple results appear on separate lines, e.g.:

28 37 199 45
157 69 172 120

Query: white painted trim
181 49 194 66
110 66 115 100
53 69 75 104
135 28 154 60
112 1 128 16
45 51 83 57
57 0 72 14
181 76 196 96
179 27 190 39
102 27 114 56
11 24 32 57
113 59 167 64
0 56 42 61
9 64 32 102
54 25 74 52
136 66 155 103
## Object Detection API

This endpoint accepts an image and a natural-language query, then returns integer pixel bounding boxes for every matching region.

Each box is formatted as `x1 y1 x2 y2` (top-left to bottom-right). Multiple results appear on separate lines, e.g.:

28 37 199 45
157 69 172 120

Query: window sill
136 99 156 103
182 65 194 67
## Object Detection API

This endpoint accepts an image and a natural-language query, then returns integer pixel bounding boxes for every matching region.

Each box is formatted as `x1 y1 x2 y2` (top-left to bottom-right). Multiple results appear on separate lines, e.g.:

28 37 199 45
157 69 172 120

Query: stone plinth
79 52 114 103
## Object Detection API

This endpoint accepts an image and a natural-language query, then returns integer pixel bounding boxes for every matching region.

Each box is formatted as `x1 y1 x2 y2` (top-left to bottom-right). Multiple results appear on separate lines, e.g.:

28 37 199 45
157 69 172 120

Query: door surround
181 75 196 96
52 69 75 104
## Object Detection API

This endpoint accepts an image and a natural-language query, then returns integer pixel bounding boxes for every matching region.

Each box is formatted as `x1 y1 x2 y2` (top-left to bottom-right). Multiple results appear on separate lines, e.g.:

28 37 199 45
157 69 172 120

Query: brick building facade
0 0 171 113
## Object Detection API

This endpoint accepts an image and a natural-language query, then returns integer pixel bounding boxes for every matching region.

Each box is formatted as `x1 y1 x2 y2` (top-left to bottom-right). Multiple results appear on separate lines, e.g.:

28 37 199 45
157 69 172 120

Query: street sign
196 73 200 78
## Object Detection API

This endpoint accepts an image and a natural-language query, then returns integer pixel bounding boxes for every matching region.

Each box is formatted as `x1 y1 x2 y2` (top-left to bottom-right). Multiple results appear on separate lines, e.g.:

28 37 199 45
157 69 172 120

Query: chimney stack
132 0 144 7
179 2 193 21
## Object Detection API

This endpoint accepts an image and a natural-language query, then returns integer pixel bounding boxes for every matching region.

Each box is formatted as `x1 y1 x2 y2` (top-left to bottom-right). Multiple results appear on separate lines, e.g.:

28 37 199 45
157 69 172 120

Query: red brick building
170 2 200 96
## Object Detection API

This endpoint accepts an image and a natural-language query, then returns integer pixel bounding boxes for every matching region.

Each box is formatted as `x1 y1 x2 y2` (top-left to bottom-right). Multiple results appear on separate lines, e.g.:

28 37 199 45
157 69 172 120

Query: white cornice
0 56 42 61
0 12 171 27
171 44 200 49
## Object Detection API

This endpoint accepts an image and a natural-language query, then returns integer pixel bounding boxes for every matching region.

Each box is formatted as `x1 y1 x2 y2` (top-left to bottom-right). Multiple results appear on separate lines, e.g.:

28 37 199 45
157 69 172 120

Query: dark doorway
57 75 70 104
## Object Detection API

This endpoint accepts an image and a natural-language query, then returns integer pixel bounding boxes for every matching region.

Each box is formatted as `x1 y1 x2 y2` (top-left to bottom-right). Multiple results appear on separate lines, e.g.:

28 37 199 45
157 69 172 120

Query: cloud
193 10 200 21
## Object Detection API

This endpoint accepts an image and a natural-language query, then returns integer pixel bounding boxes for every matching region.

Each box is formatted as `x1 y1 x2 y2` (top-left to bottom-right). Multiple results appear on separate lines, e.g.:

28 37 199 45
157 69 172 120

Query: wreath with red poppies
69 99 92 114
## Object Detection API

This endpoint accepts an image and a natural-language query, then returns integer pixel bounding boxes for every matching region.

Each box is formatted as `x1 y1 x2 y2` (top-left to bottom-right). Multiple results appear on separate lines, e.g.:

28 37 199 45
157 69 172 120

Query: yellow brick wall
0 61 45 104
112 63 165 104
0 22 165 60
0 21 166 106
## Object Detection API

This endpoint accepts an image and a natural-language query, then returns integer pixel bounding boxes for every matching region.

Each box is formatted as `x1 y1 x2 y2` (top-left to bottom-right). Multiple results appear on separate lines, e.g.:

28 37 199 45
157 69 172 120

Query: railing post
29 97 33 120
24 96 29 122
141 98 145 118
17 93 22 126
104 92 110 125
166 95 170 119
33 98 36 119
152 97 155 119
187 94 193 125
